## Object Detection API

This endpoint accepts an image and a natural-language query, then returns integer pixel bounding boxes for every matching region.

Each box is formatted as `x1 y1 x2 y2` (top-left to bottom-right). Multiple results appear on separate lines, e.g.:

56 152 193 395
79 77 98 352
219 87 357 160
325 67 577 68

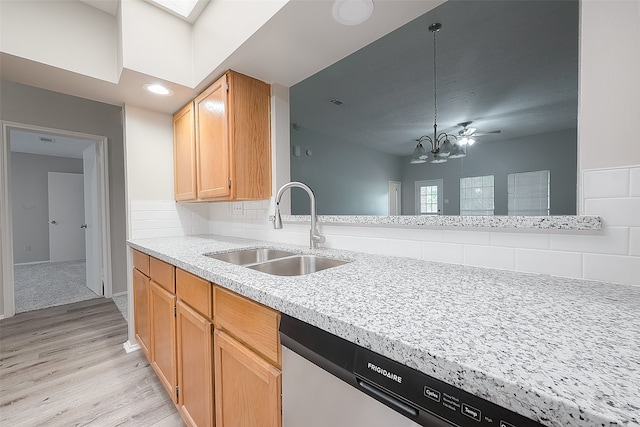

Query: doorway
388 181 401 215
0 122 112 317
415 179 443 215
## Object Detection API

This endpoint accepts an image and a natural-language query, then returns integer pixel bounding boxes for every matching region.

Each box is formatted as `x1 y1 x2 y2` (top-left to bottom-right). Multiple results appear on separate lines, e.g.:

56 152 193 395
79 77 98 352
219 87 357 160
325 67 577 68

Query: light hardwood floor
0 298 185 426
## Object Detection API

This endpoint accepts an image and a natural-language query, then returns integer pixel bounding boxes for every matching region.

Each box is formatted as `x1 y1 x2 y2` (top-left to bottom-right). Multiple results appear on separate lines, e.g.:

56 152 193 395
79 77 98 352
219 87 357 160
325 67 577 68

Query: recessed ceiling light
332 0 374 26
143 83 174 96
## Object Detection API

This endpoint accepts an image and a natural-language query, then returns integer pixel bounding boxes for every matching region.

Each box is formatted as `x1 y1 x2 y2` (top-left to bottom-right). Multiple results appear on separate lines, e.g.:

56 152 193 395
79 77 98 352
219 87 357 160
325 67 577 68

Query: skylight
146 0 209 23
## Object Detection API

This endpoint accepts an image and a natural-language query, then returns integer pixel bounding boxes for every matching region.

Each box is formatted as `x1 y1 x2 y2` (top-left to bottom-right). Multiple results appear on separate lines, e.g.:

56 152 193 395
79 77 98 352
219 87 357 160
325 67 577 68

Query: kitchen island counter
128 235 639 427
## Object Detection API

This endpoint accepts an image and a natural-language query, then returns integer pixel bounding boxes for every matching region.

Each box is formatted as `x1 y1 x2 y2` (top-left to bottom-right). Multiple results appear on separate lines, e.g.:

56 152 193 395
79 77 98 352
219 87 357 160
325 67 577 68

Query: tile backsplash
130 166 639 286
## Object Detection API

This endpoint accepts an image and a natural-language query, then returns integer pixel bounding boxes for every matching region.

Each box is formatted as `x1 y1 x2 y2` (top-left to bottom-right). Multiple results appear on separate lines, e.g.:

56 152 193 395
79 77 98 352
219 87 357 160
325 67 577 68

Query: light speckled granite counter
278 215 602 230
128 235 638 427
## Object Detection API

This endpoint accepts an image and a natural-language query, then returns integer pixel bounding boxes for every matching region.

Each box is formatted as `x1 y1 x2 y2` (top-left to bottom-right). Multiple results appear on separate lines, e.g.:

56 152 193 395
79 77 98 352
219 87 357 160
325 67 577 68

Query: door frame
414 179 444 215
0 121 112 318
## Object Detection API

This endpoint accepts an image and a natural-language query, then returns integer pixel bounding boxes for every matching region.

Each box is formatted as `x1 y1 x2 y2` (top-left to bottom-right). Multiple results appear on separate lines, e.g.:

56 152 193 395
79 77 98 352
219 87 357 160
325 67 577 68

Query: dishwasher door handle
357 379 419 418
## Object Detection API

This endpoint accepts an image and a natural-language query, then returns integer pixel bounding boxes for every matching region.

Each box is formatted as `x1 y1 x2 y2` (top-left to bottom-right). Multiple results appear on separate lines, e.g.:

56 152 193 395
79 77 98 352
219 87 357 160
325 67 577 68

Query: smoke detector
332 0 374 26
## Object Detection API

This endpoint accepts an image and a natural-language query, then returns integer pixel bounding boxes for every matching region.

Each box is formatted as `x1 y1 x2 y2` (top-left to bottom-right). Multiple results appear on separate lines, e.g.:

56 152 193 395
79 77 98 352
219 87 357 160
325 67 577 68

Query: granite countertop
127 235 639 427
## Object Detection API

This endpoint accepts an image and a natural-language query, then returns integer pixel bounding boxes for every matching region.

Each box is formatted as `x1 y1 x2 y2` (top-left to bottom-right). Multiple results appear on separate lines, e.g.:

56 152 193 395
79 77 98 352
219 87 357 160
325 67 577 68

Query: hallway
13 260 98 313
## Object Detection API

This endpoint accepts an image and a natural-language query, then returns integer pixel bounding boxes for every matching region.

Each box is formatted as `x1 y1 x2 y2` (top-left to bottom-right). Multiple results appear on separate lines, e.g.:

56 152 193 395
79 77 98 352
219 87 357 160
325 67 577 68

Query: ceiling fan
456 121 501 145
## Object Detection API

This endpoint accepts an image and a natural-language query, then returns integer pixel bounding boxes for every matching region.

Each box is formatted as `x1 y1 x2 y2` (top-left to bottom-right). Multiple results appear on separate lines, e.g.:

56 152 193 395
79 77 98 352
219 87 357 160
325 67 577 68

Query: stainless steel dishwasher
280 314 544 427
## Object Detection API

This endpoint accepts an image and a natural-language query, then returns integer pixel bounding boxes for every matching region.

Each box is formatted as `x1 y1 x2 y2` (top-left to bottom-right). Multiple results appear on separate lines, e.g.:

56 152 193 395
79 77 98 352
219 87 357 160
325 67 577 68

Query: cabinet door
173 102 197 201
150 281 177 402
214 330 281 427
177 301 214 427
195 73 230 200
133 268 151 359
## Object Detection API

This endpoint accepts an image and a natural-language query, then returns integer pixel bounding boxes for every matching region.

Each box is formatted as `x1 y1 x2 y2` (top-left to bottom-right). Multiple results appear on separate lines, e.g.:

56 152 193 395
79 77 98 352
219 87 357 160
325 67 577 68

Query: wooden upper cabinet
227 71 271 200
173 102 197 201
174 70 271 202
195 74 231 199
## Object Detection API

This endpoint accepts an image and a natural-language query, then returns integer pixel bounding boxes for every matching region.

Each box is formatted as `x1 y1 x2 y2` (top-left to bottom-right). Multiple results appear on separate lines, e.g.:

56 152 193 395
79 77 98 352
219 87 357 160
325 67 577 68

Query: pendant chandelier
410 23 465 164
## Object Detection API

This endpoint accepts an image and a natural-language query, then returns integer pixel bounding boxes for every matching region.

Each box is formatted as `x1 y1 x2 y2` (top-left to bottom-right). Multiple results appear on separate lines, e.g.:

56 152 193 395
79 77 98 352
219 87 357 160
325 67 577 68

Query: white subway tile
130 210 154 221
162 219 183 229
584 198 640 226
583 254 640 285
324 235 365 252
130 229 157 239
630 228 640 256
421 242 464 264
583 168 630 198
464 245 516 270
128 200 145 211
550 227 629 255
164 210 181 220
131 220 164 230
384 239 422 259
441 230 492 245
516 249 582 278
190 226 209 236
160 200 177 210
354 237 391 256
490 231 550 249
631 167 640 197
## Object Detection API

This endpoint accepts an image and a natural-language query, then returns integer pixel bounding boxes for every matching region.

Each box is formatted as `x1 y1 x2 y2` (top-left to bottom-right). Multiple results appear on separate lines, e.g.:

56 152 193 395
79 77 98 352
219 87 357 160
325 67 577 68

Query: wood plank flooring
0 298 185 426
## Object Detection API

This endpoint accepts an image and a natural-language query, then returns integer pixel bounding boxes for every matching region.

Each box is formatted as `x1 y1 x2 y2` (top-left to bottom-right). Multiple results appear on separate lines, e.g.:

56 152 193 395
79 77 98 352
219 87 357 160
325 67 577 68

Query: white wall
579 1 640 170
11 153 83 264
123 105 210 240
192 0 289 85
0 0 119 83
123 105 174 201
120 0 193 87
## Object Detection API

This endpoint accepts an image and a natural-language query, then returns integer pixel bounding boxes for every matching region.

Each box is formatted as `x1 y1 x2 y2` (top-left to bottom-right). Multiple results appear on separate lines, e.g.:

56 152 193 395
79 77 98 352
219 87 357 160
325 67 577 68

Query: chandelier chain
433 26 438 134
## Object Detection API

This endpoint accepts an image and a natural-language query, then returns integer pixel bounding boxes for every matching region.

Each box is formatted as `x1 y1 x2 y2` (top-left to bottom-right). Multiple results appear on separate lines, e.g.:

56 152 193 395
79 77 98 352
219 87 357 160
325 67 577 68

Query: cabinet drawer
214 286 281 368
150 257 175 293
132 249 150 276
176 268 213 319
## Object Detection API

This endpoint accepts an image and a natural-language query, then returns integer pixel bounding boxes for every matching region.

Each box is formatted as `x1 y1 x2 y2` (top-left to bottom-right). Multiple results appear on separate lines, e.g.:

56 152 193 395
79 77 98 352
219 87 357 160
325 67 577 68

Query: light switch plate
231 202 244 216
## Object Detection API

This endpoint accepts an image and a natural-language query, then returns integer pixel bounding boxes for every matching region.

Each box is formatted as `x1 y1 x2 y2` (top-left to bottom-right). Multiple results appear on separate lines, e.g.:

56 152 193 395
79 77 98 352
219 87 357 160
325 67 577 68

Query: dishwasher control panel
354 348 544 427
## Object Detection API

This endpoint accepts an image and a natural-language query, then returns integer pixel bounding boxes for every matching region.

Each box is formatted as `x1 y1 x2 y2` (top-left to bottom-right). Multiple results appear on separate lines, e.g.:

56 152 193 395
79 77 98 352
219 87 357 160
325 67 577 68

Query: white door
48 172 86 262
389 181 401 215
415 179 443 215
83 145 103 296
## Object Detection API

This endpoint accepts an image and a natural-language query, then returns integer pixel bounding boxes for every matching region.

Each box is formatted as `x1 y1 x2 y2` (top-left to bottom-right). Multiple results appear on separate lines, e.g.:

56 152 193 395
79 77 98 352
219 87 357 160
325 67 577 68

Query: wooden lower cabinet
133 256 282 427
214 330 282 427
177 300 214 427
133 268 151 359
150 281 177 402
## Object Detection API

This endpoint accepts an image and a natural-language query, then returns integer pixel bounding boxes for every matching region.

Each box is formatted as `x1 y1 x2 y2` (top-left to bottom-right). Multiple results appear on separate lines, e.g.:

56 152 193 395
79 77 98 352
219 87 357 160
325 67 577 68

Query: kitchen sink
246 255 349 276
204 248 296 265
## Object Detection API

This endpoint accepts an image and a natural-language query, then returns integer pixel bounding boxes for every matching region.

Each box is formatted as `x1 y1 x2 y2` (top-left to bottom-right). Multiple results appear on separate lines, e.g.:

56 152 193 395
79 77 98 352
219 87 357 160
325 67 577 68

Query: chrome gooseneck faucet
273 181 325 249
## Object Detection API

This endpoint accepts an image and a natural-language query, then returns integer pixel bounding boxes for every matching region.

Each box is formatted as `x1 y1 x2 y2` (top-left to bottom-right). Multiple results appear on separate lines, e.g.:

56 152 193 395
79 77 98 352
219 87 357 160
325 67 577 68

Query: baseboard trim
14 260 50 266
123 340 140 353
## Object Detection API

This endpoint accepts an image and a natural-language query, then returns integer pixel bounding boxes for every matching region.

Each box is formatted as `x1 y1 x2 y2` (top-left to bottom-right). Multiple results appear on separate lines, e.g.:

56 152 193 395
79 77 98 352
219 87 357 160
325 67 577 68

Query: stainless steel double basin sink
204 248 349 276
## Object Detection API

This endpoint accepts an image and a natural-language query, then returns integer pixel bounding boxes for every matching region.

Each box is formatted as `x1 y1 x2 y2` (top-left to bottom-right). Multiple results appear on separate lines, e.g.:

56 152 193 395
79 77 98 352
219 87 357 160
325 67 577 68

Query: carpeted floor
13 260 99 313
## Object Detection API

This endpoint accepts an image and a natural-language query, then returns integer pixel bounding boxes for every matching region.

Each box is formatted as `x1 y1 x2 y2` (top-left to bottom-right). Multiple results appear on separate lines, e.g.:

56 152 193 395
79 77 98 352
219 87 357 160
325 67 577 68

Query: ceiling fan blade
473 130 501 136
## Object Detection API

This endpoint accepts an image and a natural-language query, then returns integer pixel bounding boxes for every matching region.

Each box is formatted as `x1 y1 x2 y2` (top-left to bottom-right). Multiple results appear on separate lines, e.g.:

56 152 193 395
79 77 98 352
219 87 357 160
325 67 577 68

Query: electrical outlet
25 245 31 252
231 202 244 216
